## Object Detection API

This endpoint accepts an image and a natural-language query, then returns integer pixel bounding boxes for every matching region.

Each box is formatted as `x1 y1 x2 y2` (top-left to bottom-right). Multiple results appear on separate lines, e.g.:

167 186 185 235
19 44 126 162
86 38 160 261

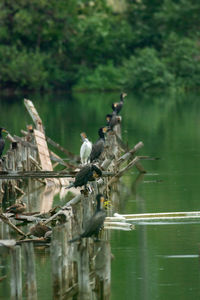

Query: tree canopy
0 0 199 92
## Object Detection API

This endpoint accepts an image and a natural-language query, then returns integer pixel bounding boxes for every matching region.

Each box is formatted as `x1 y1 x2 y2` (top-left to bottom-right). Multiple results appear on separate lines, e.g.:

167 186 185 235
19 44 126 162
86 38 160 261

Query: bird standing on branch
112 92 127 114
6 201 26 215
80 132 92 165
106 112 121 131
89 127 108 162
68 194 106 243
66 164 102 189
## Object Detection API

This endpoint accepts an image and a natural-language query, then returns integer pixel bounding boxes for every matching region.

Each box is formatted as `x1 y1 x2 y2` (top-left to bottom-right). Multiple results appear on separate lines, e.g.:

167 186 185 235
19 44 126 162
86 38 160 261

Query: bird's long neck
96 198 101 211
98 131 105 140
120 94 124 102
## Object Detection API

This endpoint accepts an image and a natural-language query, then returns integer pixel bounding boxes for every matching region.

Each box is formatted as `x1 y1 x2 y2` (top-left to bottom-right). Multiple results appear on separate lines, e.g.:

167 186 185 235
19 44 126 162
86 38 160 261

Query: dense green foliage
0 0 199 91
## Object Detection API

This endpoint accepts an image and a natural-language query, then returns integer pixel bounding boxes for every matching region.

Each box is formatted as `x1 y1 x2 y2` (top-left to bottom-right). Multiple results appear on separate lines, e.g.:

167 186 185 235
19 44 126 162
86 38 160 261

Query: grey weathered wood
117 141 144 166
0 239 16 247
6 133 17 143
44 194 82 225
22 242 37 300
13 135 37 150
51 226 63 300
94 242 111 299
10 246 22 300
47 136 79 161
77 243 91 300
0 170 114 180
24 99 44 133
106 156 141 188
0 214 27 237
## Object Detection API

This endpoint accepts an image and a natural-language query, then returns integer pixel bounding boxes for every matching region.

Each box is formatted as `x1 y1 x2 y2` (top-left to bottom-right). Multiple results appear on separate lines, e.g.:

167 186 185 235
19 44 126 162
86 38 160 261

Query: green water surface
0 91 200 300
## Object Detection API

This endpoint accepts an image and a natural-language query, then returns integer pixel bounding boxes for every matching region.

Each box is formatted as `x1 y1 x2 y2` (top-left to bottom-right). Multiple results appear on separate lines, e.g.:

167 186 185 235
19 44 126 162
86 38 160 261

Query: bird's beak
103 127 108 133
2 129 8 133
114 103 117 107
93 171 99 178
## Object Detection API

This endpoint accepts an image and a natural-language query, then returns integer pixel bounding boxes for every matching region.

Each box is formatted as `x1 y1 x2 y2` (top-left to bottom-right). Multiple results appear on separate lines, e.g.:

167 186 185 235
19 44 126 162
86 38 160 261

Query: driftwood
13 135 37 150
116 211 200 221
49 150 74 169
0 239 16 247
24 99 44 133
106 156 141 188
0 213 26 237
44 194 82 225
10 246 22 299
47 136 79 162
0 170 114 180
104 221 134 230
117 141 144 166
16 238 50 245
23 242 38 299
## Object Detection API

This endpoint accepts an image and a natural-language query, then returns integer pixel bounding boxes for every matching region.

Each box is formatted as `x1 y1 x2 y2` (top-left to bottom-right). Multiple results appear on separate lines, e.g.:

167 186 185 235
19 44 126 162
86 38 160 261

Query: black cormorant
112 92 127 114
80 132 92 165
89 127 107 162
69 194 106 243
106 112 121 130
0 128 7 158
66 164 102 189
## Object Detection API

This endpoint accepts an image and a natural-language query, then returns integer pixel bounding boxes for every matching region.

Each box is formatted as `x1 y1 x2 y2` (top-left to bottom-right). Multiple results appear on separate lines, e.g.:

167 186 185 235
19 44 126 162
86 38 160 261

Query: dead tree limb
106 156 141 188
117 142 144 166
47 136 79 162
0 214 27 237
44 194 82 225
24 99 44 133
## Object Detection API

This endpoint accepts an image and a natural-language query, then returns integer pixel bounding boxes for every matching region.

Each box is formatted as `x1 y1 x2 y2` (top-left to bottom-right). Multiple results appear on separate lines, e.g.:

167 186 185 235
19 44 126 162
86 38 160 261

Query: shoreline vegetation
0 0 200 93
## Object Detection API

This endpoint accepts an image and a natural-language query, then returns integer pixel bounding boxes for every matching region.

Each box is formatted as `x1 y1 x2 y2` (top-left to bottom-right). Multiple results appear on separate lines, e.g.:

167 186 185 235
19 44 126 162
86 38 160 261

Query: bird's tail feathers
68 235 81 243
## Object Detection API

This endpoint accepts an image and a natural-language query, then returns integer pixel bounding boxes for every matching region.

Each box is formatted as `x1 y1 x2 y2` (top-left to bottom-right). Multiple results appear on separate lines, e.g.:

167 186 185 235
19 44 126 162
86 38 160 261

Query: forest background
0 0 199 93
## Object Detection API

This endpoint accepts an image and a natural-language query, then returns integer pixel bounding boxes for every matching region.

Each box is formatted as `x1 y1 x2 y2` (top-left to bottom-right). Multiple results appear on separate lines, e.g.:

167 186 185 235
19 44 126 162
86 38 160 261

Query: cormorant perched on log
0 128 7 158
112 92 127 114
80 132 92 165
6 201 26 215
68 194 106 243
89 127 107 162
106 112 121 130
66 164 102 189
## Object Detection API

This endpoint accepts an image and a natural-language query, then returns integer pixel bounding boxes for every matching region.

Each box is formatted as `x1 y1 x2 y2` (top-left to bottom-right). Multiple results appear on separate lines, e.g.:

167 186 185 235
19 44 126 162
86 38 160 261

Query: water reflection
1 91 200 299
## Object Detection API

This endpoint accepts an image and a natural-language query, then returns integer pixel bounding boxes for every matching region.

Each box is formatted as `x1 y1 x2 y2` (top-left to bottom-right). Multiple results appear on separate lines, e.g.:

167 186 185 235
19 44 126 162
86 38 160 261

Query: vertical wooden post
94 241 111 299
77 243 91 300
61 208 74 294
61 223 69 293
22 243 37 300
10 246 22 300
51 226 63 299
76 194 93 300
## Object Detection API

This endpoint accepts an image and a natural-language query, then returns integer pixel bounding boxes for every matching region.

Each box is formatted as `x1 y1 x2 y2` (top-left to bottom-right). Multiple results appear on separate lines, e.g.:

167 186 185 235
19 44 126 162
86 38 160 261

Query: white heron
80 132 92 165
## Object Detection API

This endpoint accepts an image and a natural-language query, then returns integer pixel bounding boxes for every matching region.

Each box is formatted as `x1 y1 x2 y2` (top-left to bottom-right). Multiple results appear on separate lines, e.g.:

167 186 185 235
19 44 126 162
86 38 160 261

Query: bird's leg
81 185 90 196
87 185 93 194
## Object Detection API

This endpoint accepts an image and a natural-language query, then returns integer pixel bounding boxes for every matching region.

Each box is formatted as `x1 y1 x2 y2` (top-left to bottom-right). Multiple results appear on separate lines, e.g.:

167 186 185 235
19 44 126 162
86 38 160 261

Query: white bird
80 132 92 165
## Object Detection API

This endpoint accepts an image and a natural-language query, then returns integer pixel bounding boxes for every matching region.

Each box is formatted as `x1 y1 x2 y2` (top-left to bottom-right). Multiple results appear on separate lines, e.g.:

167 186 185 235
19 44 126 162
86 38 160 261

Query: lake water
0 91 200 299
